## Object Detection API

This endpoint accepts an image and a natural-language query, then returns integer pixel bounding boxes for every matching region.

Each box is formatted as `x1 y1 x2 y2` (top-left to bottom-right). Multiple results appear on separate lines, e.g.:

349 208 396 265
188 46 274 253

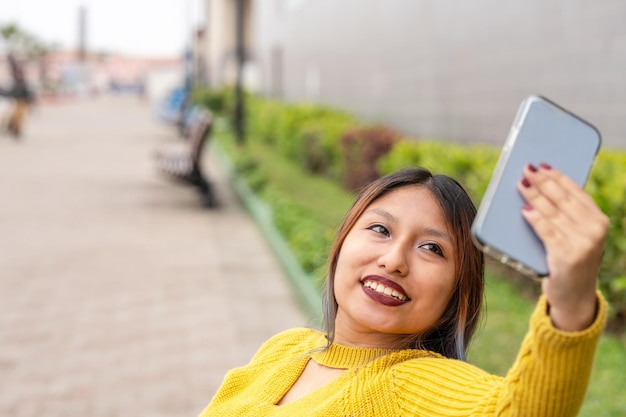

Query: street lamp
233 0 246 145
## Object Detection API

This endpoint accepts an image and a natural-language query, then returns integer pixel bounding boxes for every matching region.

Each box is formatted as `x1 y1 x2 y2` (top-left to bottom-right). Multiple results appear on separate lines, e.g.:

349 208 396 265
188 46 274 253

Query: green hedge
247 96 361 182
378 139 500 203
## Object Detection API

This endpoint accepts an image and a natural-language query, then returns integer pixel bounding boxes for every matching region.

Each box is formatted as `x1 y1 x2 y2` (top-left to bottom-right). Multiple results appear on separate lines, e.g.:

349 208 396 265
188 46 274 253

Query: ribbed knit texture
199 293 607 417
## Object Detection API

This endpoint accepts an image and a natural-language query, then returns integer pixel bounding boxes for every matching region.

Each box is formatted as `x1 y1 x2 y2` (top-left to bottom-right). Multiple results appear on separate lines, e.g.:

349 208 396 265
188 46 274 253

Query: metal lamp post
233 0 246 145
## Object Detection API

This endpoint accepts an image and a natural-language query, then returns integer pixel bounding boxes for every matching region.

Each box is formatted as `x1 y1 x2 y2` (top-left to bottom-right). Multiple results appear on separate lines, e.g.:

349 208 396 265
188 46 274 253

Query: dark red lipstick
360 275 410 306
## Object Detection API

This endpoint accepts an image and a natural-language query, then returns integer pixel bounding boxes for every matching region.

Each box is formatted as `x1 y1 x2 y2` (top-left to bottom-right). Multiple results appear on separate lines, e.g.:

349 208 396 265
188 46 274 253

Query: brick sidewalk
0 96 309 417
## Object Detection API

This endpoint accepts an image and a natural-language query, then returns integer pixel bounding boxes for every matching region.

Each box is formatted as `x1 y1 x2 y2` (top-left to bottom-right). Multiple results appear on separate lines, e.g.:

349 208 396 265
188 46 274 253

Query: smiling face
333 185 458 348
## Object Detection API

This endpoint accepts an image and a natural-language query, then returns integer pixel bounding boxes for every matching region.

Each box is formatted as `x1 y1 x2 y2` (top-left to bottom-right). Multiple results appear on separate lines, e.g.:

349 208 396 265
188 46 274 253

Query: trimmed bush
246 97 286 144
341 125 400 191
297 115 357 180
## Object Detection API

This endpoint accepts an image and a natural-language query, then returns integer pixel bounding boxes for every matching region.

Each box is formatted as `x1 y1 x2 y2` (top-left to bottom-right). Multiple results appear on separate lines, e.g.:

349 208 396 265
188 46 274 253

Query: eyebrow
364 208 454 244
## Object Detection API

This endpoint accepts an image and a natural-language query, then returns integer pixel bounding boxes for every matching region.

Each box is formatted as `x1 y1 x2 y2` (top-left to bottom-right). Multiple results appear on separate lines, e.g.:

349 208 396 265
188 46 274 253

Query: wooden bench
155 108 218 207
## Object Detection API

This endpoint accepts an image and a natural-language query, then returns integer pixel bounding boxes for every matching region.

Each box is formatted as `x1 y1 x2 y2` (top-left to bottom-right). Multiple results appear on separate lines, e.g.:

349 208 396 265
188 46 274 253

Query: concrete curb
211 141 324 324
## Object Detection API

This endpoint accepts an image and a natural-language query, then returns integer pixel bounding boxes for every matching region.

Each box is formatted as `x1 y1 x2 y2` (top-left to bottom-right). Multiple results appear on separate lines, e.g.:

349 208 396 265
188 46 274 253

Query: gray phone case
471 95 601 277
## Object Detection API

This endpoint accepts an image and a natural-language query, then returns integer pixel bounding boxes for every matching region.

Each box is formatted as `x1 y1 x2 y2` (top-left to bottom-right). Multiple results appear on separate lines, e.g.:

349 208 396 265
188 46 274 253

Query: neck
333 314 409 349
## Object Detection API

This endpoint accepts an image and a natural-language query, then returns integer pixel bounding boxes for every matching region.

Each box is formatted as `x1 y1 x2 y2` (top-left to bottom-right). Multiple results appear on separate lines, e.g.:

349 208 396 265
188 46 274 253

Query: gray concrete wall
253 0 626 148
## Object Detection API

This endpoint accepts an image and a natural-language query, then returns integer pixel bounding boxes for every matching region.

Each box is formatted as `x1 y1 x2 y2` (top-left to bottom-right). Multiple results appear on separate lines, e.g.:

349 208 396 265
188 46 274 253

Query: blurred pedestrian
3 54 34 138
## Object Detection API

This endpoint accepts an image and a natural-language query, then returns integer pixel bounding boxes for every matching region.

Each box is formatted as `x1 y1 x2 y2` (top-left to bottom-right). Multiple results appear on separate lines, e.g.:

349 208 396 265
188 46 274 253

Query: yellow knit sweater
200 294 607 416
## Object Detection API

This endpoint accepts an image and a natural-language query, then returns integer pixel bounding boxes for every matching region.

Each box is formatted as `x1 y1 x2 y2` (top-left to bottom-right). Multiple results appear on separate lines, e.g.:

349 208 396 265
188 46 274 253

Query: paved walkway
0 95 309 417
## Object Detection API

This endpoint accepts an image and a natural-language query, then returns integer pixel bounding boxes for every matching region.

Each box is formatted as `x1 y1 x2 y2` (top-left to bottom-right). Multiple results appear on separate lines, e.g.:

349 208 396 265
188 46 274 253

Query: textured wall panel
253 0 626 147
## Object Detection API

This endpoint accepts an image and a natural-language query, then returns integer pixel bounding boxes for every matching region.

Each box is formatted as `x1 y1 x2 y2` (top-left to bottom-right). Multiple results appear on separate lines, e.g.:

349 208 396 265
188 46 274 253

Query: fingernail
540 162 552 170
528 164 538 172
521 178 531 188
523 204 533 211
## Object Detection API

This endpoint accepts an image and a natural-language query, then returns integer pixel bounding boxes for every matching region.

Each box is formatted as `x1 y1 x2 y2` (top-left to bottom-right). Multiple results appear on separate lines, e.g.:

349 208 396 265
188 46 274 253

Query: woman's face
333 185 458 348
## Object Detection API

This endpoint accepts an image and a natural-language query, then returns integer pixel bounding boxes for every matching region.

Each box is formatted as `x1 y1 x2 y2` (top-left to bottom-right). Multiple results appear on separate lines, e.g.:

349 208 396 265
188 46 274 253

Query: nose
377 242 409 276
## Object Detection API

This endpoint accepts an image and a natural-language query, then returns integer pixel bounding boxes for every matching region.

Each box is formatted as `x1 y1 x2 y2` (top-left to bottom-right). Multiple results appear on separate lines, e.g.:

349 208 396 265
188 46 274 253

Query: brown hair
323 167 484 360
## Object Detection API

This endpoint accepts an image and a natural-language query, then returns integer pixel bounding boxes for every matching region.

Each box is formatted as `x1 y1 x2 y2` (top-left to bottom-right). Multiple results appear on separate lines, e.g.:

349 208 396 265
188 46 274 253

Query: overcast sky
1 0 204 57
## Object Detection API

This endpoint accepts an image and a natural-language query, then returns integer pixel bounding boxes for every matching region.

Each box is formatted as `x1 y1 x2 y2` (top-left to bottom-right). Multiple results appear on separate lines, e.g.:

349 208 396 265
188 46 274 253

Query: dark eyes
366 224 445 257
419 242 444 257
368 224 390 236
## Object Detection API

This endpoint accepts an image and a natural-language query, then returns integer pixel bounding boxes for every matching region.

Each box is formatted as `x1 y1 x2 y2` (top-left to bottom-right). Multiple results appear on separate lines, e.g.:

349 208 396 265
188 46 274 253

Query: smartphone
471 95 601 277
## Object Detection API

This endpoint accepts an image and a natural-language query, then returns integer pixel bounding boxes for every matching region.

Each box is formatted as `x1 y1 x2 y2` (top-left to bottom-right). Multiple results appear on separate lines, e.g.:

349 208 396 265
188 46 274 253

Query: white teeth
363 281 407 301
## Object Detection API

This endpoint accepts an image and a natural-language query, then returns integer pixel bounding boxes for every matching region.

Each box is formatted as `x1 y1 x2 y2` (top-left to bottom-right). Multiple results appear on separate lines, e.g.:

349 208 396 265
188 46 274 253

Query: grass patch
584 335 626 416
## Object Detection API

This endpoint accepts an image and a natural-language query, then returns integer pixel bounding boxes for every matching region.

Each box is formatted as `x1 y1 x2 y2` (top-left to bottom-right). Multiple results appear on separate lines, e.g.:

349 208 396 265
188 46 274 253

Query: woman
200 164 608 416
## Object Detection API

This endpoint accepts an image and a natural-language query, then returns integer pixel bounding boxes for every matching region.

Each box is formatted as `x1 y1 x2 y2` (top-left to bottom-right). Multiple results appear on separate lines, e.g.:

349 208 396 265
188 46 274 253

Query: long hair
322 167 484 360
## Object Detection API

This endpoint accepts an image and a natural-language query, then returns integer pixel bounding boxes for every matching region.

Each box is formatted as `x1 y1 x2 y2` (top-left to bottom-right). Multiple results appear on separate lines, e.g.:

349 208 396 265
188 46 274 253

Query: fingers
519 164 596 224
517 163 608 282
518 164 608 245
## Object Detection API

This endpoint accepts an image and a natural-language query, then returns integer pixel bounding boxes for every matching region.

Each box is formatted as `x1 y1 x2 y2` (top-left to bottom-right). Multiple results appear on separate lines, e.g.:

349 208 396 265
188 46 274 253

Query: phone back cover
472 96 601 276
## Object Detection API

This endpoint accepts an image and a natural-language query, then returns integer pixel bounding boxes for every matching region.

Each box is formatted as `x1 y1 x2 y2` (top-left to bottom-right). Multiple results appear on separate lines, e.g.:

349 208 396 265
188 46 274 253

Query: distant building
202 0 626 148
0 50 183 104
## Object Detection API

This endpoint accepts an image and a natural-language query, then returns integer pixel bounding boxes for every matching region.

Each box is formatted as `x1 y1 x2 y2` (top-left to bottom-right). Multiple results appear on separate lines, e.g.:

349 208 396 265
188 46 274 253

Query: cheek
333 238 367 288
433 275 457 311
435 254 458 297
335 236 369 271
333 251 355 290
416 266 457 308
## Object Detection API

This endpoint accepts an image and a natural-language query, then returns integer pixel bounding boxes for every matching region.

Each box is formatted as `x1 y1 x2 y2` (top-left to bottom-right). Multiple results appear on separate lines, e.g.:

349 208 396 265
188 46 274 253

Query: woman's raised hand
518 163 609 331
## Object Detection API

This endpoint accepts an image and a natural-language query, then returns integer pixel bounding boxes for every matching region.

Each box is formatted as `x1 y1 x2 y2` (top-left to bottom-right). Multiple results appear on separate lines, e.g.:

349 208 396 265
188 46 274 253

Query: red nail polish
523 204 533 211
521 178 531 188
540 162 552 170
528 164 538 172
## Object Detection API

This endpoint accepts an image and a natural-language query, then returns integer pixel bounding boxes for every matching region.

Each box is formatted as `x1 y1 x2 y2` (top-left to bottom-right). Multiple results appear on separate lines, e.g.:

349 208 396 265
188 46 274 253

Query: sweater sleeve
391 292 607 417
496 291 608 416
